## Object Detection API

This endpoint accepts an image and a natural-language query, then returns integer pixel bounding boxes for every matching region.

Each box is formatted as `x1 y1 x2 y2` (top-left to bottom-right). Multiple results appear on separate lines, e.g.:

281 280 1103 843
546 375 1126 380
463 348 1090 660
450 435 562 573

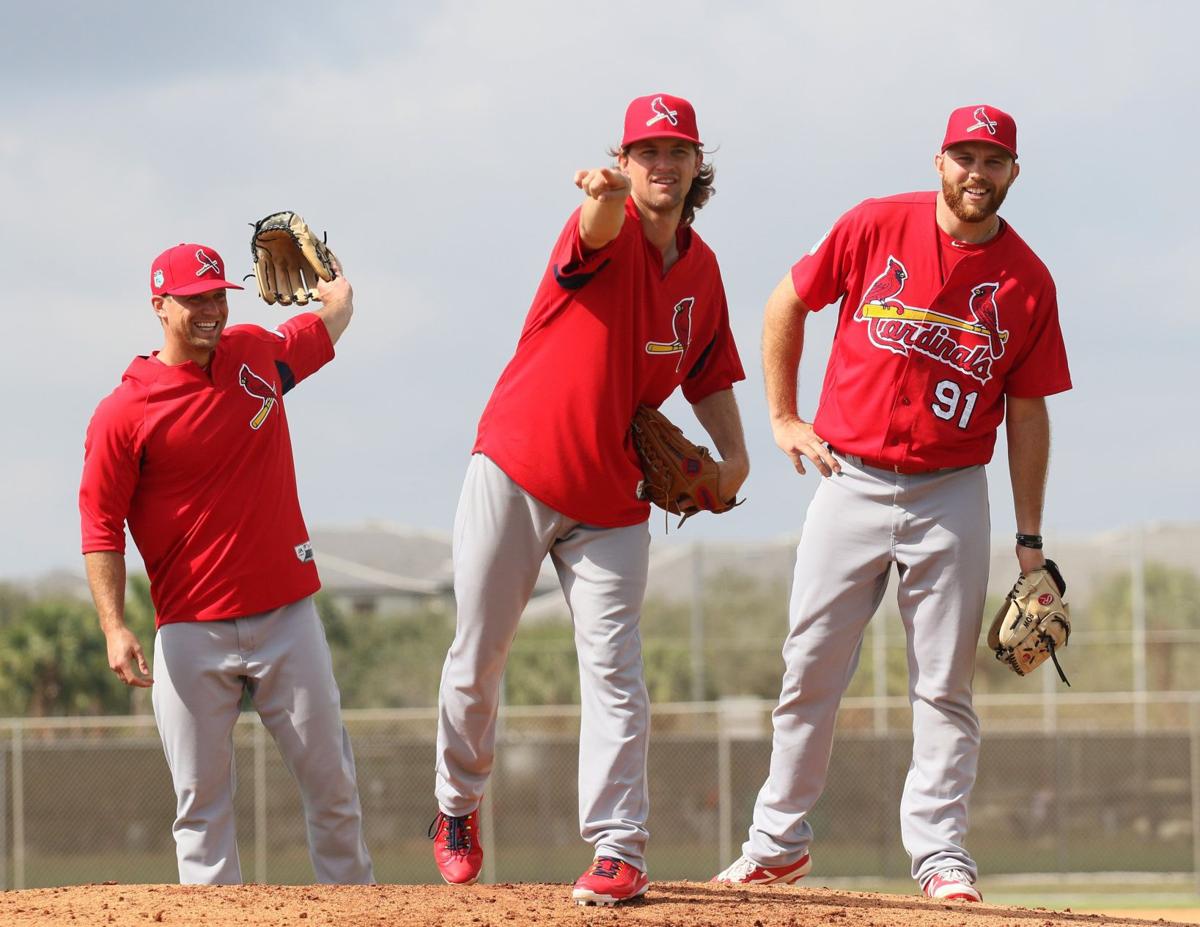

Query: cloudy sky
2 0 1195 578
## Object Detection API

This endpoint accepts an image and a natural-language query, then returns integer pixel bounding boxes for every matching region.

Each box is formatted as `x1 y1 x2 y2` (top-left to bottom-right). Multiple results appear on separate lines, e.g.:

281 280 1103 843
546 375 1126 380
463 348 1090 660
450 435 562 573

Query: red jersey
80 314 333 627
475 198 745 526
792 191 1071 470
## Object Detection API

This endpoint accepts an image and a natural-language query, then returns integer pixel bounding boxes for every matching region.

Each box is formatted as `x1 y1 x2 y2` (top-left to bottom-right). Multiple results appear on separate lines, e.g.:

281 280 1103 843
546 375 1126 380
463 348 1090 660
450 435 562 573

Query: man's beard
942 176 1011 224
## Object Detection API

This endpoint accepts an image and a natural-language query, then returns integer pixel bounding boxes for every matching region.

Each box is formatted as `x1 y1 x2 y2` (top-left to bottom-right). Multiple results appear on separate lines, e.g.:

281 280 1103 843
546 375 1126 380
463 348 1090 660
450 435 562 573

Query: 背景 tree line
0 563 1196 717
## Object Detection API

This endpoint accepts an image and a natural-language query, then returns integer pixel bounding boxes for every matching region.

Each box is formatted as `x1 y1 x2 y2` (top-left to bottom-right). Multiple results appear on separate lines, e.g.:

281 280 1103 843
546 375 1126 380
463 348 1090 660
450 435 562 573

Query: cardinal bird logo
238 363 277 430
195 249 222 277
855 257 908 321
967 282 1009 358
967 106 999 136
645 96 679 128
854 256 1009 384
645 296 695 371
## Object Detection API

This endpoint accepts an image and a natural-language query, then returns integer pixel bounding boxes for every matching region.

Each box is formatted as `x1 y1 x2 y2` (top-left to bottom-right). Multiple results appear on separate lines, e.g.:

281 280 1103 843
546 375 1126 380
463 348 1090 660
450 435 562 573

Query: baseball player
431 93 748 905
713 105 1071 901
79 243 373 885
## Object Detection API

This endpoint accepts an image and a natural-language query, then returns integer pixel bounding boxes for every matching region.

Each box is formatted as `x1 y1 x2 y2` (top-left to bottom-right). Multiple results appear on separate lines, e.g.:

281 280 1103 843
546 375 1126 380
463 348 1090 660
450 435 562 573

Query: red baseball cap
620 93 702 148
941 104 1018 159
150 243 244 296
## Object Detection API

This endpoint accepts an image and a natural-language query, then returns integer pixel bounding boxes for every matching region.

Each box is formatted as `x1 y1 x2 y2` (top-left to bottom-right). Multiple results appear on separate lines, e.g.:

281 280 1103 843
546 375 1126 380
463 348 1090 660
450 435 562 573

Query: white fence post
717 709 732 869
872 619 888 734
1132 525 1147 733
11 725 23 890
691 544 705 703
254 722 268 883
0 726 7 890
1190 696 1199 896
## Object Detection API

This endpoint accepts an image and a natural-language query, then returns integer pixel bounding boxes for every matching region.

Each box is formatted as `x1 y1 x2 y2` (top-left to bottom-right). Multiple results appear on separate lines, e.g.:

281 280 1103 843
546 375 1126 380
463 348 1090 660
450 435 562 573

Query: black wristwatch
1015 533 1044 550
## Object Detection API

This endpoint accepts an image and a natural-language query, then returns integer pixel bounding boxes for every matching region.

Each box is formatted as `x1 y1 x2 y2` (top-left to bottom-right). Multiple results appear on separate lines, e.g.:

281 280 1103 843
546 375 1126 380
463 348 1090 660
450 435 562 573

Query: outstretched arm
690 388 750 502
762 273 840 477
84 551 153 688
1007 395 1051 573
574 167 631 251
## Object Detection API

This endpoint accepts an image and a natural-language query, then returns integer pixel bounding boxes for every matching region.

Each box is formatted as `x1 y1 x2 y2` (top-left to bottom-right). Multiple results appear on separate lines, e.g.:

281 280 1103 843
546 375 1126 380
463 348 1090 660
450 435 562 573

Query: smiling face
618 138 702 219
152 288 229 366
936 141 1020 227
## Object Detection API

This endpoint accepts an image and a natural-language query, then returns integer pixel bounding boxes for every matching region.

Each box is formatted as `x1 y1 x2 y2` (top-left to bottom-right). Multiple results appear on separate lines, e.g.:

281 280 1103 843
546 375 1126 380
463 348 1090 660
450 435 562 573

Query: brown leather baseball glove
631 404 740 528
250 211 337 306
986 559 1071 685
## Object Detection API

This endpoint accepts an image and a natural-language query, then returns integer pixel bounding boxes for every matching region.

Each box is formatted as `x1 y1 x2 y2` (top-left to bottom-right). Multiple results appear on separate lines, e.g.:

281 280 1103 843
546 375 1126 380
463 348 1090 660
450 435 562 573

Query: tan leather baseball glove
250 211 337 306
987 559 1071 685
631 404 740 529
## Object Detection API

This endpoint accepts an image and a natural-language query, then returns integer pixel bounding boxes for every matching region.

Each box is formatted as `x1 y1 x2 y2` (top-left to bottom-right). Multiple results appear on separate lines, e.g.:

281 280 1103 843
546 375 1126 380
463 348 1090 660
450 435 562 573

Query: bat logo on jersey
294 540 314 563
646 96 679 128
238 363 278 430
855 256 1008 383
967 106 999 136
645 296 694 371
195 249 222 277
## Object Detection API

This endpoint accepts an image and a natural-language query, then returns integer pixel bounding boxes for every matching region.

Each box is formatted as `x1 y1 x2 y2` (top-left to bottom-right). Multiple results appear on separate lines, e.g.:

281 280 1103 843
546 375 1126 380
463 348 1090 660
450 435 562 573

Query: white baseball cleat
711 852 812 885
922 868 982 902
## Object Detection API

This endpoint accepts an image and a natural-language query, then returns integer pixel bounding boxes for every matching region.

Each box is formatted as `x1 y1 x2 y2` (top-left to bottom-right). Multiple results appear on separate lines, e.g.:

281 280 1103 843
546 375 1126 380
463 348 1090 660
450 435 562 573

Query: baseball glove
630 404 740 529
250 211 337 306
987 559 1071 685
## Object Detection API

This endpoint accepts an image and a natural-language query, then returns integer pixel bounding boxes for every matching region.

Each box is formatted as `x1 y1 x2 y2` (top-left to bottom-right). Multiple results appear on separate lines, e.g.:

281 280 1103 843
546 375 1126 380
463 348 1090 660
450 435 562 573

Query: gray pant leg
245 598 374 884
435 454 560 815
152 621 246 885
894 466 989 884
744 463 894 867
552 521 652 871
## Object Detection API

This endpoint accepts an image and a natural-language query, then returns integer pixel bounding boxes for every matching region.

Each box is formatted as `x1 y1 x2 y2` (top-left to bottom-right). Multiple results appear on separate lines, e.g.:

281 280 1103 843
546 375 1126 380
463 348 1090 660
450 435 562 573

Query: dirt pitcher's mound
0 881 1192 927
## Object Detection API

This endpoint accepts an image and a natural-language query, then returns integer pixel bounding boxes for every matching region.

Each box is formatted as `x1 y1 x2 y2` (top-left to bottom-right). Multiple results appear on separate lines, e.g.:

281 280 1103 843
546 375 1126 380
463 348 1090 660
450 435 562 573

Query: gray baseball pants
436 453 652 869
744 453 989 885
152 596 374 885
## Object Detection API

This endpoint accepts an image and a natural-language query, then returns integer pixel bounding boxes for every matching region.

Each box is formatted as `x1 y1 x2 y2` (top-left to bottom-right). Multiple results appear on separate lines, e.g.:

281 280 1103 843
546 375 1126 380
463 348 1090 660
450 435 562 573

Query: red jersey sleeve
790 208 857 311
1004 278 1072 398
682 279 746 403
260 312 335 391
549 204 637 293
79 391 144 554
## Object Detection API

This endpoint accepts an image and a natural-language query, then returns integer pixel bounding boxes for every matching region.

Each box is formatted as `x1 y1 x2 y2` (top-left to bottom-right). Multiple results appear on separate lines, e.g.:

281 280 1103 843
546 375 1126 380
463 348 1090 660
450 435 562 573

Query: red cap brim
621 127 703 148
164 279 245 296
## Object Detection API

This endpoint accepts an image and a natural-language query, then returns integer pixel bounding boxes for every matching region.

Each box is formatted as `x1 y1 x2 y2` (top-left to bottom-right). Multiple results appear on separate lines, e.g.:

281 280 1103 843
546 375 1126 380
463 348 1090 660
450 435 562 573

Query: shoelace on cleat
428 813 473 853
722 856 759 881
932 869 972 887
587 857 624 880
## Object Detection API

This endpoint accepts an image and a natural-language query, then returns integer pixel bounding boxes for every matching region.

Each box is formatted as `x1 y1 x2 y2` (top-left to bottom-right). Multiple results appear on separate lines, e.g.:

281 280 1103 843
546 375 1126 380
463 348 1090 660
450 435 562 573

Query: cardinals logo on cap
967 106 999 136
854 256 1008 383
238 363 278 430
646 96 679 128
195 249 222 277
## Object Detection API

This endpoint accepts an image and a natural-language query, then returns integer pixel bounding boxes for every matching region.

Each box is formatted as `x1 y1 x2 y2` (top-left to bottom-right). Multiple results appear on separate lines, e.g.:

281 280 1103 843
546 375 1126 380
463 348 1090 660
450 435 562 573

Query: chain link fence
1 694 1197 890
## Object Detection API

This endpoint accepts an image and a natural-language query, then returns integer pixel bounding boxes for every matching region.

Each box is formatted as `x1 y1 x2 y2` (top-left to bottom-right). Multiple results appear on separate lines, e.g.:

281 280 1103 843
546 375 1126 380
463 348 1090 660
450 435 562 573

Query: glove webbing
999 600 1071 686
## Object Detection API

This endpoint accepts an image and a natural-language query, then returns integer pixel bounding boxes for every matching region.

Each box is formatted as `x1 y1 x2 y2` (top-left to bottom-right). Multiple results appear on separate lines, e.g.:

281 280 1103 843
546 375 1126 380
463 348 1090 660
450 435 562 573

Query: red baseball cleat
711 852 812 885
922 868 982 902
571 856 649 906
429 808 483 885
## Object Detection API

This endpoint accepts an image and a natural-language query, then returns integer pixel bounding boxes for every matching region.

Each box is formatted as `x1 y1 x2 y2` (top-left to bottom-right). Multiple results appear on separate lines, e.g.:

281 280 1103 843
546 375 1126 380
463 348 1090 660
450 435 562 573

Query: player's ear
694 146 703 177
151 295 167 320
934 151 945 174
1010 161 1020 184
